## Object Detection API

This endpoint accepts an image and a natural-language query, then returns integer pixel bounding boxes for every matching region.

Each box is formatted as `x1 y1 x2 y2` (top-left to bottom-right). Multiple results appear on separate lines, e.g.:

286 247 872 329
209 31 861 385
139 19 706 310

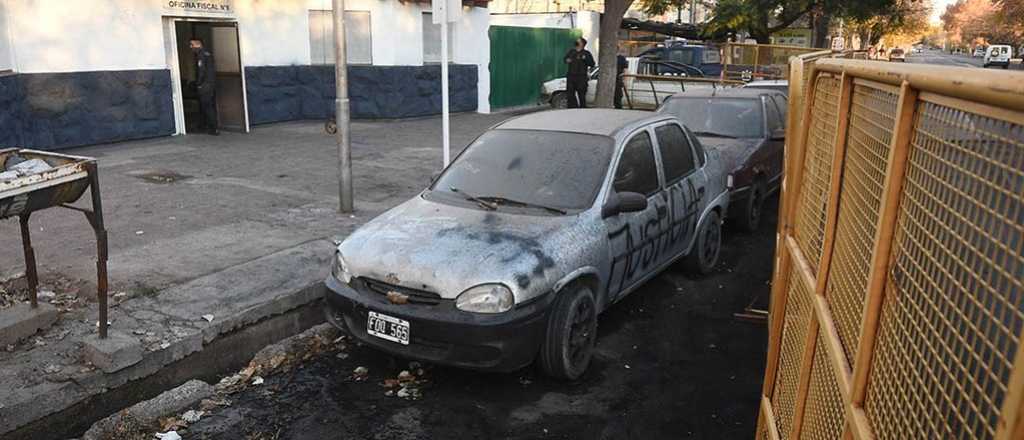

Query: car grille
357 277 445 305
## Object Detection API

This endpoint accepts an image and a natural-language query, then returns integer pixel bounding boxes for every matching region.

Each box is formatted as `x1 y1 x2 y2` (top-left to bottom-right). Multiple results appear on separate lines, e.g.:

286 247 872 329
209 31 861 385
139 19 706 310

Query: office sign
164 0 234 16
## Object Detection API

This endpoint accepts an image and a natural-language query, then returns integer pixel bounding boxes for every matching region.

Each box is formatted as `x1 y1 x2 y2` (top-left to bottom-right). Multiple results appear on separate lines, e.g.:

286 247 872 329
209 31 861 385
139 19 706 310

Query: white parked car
984 45 1013 68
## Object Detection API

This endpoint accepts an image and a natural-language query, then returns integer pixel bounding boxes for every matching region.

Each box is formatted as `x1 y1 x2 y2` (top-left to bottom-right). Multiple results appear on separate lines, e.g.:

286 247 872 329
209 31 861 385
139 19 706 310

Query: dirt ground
183 202 778 440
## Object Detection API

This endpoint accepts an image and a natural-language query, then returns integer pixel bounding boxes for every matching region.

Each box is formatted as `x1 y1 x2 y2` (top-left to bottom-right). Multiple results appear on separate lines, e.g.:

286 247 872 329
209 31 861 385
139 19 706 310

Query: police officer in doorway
563 37 595 108
190 38 219 135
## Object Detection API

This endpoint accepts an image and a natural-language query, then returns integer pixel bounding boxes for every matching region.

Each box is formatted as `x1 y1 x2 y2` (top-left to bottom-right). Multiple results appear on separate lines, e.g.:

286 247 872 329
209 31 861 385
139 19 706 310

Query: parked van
984 45 1012 68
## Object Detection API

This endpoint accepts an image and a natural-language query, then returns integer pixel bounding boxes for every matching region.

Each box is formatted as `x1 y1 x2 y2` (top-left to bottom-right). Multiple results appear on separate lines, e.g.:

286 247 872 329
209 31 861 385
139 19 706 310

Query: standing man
190 38 219 135
563 37 595 109
614 53 628 109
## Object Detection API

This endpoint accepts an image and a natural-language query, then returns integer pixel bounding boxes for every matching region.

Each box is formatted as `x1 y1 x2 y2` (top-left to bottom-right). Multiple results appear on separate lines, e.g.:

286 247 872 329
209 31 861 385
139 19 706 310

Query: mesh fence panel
793 74 841 272
800 335 848 439
772 272 815 439
863 98 1024 439
823 82 898 366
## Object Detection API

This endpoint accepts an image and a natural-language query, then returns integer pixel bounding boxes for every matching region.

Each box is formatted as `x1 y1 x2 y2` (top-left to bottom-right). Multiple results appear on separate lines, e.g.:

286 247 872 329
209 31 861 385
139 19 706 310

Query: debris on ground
201 314 214 322
353 366 370 381
379 366 428 400
0 272 88 312
251 376 264 386
215 323 342 394
82 379 213 440
181 409 204 423
154 431 181 440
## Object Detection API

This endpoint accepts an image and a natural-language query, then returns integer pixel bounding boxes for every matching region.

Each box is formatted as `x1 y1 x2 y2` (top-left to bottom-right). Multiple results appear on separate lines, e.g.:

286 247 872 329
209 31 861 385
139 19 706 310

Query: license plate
367 311 410 345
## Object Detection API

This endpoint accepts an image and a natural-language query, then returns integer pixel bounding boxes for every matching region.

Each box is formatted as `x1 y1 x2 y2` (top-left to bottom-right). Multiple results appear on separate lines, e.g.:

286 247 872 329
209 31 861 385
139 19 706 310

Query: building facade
0 0 491 150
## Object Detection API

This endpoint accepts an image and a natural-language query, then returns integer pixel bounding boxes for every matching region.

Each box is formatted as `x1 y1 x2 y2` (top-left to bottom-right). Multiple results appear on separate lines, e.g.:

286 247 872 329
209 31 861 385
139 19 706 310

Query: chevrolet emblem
386 291 409 305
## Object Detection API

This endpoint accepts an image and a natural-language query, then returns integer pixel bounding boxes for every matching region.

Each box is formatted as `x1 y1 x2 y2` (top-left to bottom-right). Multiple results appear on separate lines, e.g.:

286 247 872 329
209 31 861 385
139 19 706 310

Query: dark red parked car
657 88 788 231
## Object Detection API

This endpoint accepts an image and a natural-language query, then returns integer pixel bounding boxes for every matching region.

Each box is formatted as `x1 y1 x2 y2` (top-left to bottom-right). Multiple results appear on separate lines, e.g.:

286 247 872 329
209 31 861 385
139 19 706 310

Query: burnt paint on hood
337 195 593 302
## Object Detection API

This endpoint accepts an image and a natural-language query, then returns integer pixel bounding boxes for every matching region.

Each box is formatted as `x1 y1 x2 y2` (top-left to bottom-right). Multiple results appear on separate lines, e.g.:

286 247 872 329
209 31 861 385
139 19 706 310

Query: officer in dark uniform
614 54 628 109
190 38 219 135
563 37 595 109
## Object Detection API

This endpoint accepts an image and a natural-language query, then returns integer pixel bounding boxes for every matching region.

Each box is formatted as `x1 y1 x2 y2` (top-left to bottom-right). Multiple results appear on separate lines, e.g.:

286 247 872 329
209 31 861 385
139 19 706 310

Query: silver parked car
324 109 730 379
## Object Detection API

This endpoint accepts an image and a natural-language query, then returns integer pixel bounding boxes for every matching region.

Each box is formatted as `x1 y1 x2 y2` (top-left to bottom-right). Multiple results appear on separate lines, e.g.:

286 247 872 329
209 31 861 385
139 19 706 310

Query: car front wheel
738 181 766 232
539 285 597 380
685 210 722 275
550 92 568 109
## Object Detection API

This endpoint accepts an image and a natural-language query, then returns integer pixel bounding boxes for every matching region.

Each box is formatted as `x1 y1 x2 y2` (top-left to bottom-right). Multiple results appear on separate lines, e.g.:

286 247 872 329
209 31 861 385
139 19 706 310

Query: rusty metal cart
1 148 109 338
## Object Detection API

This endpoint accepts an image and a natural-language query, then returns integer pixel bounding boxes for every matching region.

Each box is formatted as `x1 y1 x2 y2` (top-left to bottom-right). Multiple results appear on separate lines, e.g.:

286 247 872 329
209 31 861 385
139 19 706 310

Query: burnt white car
325 109 730 379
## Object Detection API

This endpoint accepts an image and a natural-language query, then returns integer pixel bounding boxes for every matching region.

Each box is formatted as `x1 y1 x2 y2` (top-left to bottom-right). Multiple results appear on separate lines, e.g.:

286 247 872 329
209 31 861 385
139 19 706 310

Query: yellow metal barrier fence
758 58 1024 440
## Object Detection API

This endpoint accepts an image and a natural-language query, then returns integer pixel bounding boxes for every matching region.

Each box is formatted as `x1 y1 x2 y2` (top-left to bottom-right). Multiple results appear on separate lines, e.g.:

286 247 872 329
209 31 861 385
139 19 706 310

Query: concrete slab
82 331 144 373
82 379 213 440
0 303 58 346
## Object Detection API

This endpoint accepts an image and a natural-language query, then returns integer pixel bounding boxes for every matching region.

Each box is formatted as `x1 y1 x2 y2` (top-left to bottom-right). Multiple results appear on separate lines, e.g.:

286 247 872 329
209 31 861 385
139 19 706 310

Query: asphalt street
184 204 778 439
904 47 1024 70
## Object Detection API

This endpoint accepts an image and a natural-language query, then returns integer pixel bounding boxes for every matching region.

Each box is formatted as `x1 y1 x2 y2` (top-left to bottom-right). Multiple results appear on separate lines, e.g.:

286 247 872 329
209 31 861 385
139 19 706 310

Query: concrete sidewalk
0 111 520 438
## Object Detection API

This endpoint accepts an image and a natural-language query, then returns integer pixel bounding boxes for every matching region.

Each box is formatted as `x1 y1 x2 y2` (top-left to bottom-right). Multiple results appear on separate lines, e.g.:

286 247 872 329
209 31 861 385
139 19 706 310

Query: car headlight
455 284 514 313
332 252 352 284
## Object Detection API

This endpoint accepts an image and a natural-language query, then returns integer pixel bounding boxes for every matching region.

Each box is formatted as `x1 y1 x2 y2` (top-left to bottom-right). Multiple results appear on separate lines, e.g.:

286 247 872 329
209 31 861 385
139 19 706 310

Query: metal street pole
334 0 354 213
441 12 451 167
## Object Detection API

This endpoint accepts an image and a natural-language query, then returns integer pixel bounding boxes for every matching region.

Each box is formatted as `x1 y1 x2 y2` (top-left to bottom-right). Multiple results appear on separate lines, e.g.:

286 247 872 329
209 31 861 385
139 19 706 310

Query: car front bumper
323 276 552 372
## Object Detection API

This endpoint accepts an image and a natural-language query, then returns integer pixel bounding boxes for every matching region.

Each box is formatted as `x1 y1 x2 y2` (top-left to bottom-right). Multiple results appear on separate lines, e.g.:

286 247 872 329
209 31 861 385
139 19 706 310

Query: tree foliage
942 0 1023 47
847 0 931 46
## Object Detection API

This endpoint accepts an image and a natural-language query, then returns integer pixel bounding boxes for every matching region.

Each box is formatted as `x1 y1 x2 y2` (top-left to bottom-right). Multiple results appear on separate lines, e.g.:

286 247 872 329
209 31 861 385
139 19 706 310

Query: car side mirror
602 192 648 218
771 128 786 141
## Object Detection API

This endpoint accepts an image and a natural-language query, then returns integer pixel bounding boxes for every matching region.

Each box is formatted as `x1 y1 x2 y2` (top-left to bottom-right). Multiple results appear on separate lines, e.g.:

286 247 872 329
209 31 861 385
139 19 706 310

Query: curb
0 239 333 439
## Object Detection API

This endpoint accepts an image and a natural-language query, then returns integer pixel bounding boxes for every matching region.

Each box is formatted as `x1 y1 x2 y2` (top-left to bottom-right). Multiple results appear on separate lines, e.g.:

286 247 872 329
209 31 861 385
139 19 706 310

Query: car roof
744 80 789 86
664 87 785 100
495 109 675 137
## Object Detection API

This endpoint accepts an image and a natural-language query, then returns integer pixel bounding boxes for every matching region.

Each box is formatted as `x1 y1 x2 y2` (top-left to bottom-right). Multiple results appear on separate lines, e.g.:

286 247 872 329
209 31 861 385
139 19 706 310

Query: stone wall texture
0 65 478 151
0 70 175 151
0 74 25 148
244 64 478 124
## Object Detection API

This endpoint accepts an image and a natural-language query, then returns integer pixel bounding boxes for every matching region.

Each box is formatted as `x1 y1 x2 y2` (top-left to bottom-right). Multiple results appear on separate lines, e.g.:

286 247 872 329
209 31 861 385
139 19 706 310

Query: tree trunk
812 12 831 48
594 0 633 108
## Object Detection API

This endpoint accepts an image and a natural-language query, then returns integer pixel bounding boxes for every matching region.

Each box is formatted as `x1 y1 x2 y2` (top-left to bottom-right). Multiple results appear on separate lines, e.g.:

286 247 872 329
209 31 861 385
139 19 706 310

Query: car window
765 97 783 133
432 130 614 210
688 131 706 167
614 131 660 196
668 48 696 66
655 124 696 184
775 96 789 122
660 97 765 138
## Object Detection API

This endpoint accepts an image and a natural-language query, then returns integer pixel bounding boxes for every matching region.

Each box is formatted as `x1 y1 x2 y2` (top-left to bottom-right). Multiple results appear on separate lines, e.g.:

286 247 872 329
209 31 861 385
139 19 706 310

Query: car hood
337 195 594 302
542 77 567 94
696 136 762 174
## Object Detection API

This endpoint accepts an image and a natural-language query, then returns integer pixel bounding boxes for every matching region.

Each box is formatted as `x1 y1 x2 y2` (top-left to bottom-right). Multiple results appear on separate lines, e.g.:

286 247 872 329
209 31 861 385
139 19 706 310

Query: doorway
171 20 248 133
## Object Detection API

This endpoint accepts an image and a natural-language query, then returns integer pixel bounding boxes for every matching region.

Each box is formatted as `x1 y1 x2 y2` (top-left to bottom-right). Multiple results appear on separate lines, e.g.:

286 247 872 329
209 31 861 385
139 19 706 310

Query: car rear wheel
738 181 765 232
685 210 722 275
550 92 568 109
539 285 597 380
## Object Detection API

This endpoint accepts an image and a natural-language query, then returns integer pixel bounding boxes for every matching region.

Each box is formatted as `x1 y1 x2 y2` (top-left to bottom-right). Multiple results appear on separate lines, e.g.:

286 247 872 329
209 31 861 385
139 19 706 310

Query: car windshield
431 129 615 211
661 97 764 138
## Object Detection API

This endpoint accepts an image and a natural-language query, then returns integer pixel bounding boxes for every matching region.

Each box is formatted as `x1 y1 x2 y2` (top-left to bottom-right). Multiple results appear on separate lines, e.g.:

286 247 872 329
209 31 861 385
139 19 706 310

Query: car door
764 96 786 184
652 122 707 259
604 128 667 300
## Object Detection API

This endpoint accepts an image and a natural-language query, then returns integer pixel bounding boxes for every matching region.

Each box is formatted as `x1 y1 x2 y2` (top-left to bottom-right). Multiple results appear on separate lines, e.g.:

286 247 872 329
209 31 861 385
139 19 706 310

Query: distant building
0 0 491 150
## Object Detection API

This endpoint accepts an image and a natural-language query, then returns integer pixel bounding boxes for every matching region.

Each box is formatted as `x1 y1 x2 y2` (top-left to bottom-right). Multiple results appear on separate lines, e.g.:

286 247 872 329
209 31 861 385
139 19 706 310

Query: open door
174 21 249 133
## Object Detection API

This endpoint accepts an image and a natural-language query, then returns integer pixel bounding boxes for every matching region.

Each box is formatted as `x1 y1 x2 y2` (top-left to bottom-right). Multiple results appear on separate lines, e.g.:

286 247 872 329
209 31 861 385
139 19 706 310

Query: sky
931 0 957 24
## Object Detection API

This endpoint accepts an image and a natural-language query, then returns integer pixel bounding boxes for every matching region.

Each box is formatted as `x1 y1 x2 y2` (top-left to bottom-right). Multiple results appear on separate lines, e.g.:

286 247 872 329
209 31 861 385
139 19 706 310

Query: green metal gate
489 26 581 109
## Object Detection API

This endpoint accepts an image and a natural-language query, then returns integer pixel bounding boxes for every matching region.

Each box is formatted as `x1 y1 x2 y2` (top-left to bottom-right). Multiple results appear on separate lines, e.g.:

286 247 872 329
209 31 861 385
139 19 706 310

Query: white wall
0 0 12 71
6 0 167 73
455 6 491 113
5 0 490 111
489 11 599 59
